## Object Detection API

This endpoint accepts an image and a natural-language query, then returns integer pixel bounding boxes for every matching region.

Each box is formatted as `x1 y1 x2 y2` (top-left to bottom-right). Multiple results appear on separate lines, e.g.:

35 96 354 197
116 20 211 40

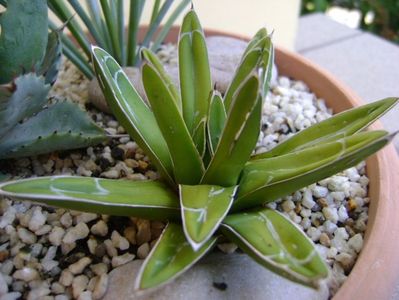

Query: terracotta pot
146 27 399 299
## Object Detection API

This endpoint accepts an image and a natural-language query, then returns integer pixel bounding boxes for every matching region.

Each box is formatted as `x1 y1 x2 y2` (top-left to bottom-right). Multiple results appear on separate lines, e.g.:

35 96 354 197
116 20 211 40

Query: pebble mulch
0 51 369 299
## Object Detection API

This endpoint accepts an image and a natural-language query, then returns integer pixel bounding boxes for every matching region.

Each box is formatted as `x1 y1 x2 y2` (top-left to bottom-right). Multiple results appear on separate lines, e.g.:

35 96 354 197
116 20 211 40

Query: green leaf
136 223 217 290
253 97 399 160
178 10 212 135
141 48 181 112
0 73 50 139
234 130 392 211
127 0 144 66
202 76 261 186
221 208 329 288
142 63 205 184
0 176 180 220
180 184 238 250
0 101 107 159
207 91 227 155
224 29 273 110
92 46 175 186
37 31 62 85
0 0 48 84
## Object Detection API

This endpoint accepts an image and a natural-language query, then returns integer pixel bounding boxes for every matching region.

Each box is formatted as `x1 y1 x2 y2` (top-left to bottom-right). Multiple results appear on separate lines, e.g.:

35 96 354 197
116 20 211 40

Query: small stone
55 295 69 300
322 207 339 224
111 253 135 268
28 207 46 232
72 275 89 299
111 231 130 250
94 244 107 258
306 227 321 242
90 263 108 276
60 213 73 228
123 226 136 244
42 260 59 272
111 147 125 160
104 240 118 257
100 169 120 179
93 274 108 300
301 190 316 209
124 159 139 168
78 291 93 300
63 223 90 244
319 233 331 247
91 220 108 237
87 238 98 255
281 200 295 212
217 243 238 254
312 186 328 198
136 220 151 245
49 227 65 246
69 257 92 275
0 292 22 300
76 213 98 224
17 228 37 244
26 286 51 300
59 270 74 287
336 252 355 272
0 272 8 295
137 243 150 259
348 233 363 253
13 267 39 282
61 241 76 255
34 224 52 235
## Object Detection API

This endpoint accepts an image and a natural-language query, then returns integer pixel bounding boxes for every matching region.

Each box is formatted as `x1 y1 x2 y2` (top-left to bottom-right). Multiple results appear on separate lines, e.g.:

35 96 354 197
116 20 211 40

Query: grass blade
252 97 399 159
92 46 175 186
180 184 238 250
221 208 329 288
235 130 393 210
135 223 217 290
142 63 204 184
0 176 180 220
99 0 122 63
202 76 261 186
127 0 144 65
117 0 126 65
86 0 113 51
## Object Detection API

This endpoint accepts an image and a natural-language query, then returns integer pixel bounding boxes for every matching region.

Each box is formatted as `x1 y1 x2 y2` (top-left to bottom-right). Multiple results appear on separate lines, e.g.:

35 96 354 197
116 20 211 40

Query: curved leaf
221 208 329 288
0 101 106 159
0 176 180 220
235 130 391 210
92 46 175 186
207 91 227 155
179 184 237 250
178 10 212 134
37 31 62 85
136 223 217 290
142 63 204 185
253 97 399 160
202 76 261 186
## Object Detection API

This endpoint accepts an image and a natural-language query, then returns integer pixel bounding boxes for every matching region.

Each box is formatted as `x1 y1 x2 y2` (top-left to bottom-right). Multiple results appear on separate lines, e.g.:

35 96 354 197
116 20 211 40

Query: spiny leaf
178 10 212 135
253 97 399 160
221 208 329 288
0 101 107 159
202 76 261 186
180 184 238 250
92 46 175 186
0 176 180 220
0 0 48 84
0 73 50 139
142 63 204 185
136 223 217 291
207 91 227 155
234 130 392 211
37 31 62 85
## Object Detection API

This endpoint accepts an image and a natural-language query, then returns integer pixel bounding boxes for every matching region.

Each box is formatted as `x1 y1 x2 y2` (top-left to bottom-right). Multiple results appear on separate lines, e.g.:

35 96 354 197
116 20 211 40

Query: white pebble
60 213 73 228
26 286 51 300
78 291 93 300
312 186 328 198
91 220 108 237
69 257 92 275
338 205 349 222
137 243 150 259
17 228 37 244
0 292 21 300
348 233 363 253
28 207 46 232
301 190 316 209
306 227 321 241
111 231 130 250
322 207 339 224
0 272 8 295
63 223 89 244
90 263 108 276
0 207 16 229
42 260 59 272
111 253 135 268
13 267 39 282
92 274 109 299
76 213 98 224
104 240 117 257
87 238 98 255
59 270 73 287
43 245 58 261
49 226 65 246
55 295 69 300
323 220 338 234
72 275 89 299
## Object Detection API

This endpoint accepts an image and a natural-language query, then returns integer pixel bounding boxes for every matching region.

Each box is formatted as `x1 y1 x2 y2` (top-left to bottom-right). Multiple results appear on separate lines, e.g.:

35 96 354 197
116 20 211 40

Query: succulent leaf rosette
0 9 397 292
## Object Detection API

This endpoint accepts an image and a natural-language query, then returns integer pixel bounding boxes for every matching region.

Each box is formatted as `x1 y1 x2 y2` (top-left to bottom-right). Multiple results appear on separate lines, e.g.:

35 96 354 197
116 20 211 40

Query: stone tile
298 31 399 150
295 13 362 52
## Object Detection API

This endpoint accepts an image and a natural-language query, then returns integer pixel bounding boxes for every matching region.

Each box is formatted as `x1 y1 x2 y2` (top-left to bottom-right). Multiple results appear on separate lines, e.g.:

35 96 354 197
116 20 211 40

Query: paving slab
296 14 399 150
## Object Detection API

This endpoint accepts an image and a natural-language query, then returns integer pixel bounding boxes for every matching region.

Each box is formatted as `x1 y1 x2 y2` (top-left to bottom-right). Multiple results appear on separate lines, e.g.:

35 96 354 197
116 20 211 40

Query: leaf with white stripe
180 184 237 250
221 208 329 288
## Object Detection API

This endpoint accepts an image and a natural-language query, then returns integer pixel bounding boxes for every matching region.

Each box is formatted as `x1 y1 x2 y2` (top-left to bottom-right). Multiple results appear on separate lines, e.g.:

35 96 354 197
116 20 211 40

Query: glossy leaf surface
178 10 212 134
202 76 261 186
180 184 237 250
92 46 175 186
142 63 204 184
136 223 217 290
235 130 391 210
253 97 398 160
0 176 180 220
207 91 227 155
221 208 329 288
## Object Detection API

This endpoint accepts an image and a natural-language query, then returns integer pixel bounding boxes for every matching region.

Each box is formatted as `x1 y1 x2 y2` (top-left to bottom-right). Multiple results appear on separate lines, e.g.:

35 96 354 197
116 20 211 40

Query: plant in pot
0 7 397 299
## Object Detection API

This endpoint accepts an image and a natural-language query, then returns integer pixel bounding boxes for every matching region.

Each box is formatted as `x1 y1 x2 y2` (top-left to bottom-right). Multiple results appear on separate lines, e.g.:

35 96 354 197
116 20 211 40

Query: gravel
0 48 371 299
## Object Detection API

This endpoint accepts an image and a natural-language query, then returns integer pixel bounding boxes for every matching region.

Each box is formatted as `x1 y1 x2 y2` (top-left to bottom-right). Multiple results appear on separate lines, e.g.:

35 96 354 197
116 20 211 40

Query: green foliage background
301 0 399 44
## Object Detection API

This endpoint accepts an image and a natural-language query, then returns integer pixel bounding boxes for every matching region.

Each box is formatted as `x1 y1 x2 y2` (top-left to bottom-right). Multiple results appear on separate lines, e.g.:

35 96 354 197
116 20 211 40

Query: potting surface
295 13 399 153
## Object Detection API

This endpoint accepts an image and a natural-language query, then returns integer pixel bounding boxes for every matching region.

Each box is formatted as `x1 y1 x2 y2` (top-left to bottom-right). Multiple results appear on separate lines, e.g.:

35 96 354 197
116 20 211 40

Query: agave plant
0 0 106 159
48 0 190 78
0 9 397 292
